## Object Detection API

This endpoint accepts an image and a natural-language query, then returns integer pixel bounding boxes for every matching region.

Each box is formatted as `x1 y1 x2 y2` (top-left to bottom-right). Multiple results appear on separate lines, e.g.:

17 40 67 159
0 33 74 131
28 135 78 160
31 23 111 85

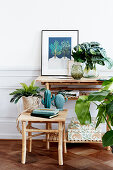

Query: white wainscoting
0 68 112 139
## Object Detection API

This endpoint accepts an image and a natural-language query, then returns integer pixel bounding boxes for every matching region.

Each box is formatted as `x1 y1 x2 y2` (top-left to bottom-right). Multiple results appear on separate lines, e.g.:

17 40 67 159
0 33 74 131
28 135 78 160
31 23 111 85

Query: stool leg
22 121 26 164
46 123 50 150
63 122 67 153
28 122 32 152
58 122 63 165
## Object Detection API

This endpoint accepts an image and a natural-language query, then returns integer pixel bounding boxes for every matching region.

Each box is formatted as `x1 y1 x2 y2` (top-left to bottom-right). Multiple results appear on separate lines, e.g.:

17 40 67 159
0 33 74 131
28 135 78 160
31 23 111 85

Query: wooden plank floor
0 140 113 170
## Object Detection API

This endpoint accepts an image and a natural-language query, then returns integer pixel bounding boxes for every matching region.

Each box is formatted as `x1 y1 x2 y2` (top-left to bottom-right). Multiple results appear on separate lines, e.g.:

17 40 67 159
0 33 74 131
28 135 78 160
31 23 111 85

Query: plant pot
83 64 98 78
22 96 41 112
71 62 83 79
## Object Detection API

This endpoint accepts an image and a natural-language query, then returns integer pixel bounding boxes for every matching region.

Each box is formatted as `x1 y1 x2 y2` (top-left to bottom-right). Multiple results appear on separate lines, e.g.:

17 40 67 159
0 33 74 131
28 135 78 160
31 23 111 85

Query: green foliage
75 77 113 147
75 96 91 125
102 130 113 147
10 80 45 104
96 104 106 128
106 101 113 116
50 41 62 57
72 42 113 70
102 77 113 91
88 90 109 101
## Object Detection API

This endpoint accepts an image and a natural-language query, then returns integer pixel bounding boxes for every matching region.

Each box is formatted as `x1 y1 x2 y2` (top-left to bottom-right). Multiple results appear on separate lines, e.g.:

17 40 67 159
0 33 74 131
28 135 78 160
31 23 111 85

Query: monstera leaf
75 96 91 125
88 90 109 101
102 130 113 147
102 77 113 91
106 101 113 116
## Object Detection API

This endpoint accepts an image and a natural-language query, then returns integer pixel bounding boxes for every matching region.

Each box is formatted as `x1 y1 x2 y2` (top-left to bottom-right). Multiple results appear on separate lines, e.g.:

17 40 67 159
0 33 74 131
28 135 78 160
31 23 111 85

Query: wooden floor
0 140 113 170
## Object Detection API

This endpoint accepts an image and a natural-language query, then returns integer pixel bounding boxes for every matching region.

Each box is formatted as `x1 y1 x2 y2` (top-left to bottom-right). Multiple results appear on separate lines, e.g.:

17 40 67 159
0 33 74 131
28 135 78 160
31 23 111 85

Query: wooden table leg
28 122 32 152
63 122 67 153
106 116 111 151
58 122 63 165
22 121 26 164
46 123 50 150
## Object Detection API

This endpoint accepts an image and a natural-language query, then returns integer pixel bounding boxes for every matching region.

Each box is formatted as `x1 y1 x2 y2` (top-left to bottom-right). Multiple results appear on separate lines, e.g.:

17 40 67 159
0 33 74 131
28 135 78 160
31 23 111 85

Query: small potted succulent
10 80 45 111
72 42 113 78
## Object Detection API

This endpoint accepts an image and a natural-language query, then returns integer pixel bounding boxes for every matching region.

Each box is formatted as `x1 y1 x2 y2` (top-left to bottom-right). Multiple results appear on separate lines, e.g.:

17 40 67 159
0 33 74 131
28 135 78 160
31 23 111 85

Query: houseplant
75 77 113 148
72 42 113 78
10 80 45 111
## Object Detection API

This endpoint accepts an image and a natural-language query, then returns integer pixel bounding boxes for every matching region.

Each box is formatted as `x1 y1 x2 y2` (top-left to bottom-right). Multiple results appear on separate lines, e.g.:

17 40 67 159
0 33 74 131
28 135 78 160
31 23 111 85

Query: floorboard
0 140 113 170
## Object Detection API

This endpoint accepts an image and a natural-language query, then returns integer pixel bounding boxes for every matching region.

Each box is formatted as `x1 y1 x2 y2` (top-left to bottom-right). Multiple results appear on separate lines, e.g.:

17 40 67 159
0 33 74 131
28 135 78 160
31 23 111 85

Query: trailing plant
75 77 113 147
10 80 45 104
72 42 113 70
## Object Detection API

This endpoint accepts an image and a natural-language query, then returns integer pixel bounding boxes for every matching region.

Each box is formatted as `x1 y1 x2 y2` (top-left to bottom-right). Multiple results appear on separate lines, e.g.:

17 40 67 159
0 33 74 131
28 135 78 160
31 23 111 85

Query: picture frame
67 60 74 76
41 30 79 76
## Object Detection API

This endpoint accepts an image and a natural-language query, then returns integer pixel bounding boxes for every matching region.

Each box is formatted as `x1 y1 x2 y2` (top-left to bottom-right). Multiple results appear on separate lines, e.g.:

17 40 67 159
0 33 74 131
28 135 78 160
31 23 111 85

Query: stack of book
31 108 59 119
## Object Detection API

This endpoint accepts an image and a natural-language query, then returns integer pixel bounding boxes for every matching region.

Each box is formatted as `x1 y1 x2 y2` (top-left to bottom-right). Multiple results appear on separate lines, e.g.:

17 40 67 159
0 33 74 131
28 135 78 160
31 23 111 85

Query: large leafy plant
10 80 45 104
75 77 113 147
72 42 113 70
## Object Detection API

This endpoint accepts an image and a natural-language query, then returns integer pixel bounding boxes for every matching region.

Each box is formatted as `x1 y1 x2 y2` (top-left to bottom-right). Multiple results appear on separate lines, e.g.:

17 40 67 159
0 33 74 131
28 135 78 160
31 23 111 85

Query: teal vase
52 94 68 110
71 62 83 79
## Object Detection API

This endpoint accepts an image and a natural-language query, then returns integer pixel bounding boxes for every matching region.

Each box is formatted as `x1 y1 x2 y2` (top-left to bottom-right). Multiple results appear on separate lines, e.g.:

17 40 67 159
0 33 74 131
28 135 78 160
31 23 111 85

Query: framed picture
41 30 79 76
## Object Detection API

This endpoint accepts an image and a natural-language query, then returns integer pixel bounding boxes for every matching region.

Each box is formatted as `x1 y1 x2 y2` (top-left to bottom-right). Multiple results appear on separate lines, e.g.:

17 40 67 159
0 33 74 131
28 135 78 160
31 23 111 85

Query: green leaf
90 42 100 47
102 130 113 147
88 90 109 101
30 80 35 87
102 77 113 91
105 93 113 101
106 101 113 116
77 95 88 101
14 96 22 104
20 83 28 91
102 77 113 86
96 105 105 128
75 99 91 125
104 57 113 69
40 88 46 91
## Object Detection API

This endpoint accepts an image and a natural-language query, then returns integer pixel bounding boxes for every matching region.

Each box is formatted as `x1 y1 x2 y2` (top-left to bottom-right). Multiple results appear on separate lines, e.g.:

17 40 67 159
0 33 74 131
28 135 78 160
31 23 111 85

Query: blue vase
52 94 68 110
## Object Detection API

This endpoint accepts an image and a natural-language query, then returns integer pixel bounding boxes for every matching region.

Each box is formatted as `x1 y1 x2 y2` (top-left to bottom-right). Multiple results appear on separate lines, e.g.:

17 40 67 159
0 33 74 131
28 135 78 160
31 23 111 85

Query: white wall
0 0 113 69
0 0 112 139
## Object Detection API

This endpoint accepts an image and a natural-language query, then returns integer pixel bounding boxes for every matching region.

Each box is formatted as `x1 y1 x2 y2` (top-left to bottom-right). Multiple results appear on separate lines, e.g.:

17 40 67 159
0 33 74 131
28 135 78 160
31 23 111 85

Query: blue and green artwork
49 37 71 60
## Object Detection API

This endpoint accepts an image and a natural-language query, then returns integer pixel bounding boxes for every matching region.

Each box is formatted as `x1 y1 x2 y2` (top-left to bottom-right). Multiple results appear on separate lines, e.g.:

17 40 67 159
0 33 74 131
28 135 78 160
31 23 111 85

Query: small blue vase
52 94 68 110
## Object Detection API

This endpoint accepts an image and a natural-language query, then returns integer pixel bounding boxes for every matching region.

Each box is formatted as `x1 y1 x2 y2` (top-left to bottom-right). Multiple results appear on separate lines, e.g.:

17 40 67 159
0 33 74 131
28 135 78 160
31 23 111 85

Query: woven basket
22 96 41 112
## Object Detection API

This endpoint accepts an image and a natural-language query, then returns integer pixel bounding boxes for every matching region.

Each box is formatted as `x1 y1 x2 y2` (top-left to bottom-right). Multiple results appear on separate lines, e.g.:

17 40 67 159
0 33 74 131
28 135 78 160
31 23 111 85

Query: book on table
31 108 59 119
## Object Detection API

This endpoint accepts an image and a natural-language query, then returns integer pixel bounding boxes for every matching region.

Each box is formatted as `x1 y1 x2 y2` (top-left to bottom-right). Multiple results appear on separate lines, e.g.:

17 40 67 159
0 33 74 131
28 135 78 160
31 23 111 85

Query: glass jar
71 62 83 79
83 64 98 78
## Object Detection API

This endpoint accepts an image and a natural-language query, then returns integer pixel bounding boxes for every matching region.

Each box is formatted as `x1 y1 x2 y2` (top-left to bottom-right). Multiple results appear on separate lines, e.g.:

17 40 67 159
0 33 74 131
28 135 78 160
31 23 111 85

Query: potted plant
75 77 113 148
10 80 45 111
72 42 113 78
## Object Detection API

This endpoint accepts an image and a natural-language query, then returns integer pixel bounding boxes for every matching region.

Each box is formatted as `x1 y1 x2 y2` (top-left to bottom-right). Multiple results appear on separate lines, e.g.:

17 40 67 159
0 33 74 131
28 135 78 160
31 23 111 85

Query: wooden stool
18 109 68 165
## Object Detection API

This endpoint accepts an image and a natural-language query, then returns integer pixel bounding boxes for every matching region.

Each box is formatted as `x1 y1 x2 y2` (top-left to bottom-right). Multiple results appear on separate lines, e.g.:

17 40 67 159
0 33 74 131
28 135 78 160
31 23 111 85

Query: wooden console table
36 76 110 150
36 76 103 91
